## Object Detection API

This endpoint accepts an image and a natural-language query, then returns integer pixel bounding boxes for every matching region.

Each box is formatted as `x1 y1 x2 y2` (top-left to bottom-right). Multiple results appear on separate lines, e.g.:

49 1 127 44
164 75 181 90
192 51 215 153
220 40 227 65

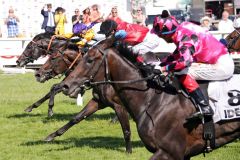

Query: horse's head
225 29 240 52
35 44 81 83
16 33 68 67
62 36 116 97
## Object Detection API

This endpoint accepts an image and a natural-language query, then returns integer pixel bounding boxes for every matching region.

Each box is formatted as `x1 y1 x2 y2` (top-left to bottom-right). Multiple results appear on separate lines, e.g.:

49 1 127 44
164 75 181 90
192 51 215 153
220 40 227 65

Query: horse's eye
87 58 93 63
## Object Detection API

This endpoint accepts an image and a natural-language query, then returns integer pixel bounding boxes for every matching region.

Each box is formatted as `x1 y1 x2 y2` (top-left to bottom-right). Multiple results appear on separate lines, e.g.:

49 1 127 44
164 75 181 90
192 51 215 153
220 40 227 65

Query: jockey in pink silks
151 16 234 118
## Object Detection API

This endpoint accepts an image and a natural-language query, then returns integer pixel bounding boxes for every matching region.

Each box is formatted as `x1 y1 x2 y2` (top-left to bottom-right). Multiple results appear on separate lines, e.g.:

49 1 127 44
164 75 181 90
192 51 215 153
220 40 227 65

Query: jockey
151 16 234 118
63 22 95 48
98 19 161 63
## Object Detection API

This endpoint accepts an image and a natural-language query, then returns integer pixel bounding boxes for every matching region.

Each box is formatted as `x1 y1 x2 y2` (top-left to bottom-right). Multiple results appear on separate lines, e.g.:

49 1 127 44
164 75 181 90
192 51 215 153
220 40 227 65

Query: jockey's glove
115 30 127 39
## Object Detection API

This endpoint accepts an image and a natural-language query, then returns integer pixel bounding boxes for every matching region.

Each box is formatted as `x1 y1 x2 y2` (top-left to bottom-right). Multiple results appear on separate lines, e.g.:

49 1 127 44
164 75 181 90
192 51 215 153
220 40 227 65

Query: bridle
42 48 82 80
23 35 68 64
80 46 155 90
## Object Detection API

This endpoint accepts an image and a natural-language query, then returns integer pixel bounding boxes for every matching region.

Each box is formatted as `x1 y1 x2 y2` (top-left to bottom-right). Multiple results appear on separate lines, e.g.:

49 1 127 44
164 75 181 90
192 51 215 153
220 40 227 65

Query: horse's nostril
35 73 40 78
62 84 69 92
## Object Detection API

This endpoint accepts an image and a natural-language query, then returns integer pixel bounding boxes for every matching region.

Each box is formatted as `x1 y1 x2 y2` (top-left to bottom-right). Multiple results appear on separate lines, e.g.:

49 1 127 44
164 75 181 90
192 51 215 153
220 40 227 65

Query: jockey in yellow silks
64 22 95 47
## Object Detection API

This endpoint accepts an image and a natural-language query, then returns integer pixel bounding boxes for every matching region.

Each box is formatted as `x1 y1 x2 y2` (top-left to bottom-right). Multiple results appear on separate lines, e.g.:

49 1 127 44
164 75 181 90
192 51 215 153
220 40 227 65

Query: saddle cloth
208 74 240 122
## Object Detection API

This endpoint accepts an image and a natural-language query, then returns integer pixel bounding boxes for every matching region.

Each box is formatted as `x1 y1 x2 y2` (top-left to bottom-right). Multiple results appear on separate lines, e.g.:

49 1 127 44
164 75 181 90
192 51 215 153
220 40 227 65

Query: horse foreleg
149 149 175 160
24 91 51 112
47 84 63 117
113 104 132 153
44 99 99 142
24 83 60 113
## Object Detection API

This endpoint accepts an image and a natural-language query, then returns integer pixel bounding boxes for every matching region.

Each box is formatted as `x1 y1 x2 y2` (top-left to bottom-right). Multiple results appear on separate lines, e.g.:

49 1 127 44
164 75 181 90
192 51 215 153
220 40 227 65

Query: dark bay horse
29 42 132 153
16 32 69 67
16 33 75 116
61 37 240 160
225 29 240 52
31 41 132 153
34 44 81 83
224 29 240 73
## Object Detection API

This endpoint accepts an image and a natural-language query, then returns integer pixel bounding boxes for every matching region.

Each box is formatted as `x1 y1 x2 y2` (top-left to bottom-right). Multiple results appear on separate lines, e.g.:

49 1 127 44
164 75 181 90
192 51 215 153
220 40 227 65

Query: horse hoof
48 111 54 117
24 107 33 112
43 136 54 142
126 149 132 154
109 116 119 124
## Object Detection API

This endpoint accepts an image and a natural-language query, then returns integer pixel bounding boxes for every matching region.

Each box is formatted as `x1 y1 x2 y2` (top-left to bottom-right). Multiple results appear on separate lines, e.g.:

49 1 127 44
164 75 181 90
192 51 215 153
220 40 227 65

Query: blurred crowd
40 3 148 36
0 3 240 38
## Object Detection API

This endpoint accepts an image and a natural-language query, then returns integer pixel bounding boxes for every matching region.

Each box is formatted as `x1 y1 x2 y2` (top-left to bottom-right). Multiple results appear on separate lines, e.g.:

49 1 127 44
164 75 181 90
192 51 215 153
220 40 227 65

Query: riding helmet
152 16 179 36
98 20 118 37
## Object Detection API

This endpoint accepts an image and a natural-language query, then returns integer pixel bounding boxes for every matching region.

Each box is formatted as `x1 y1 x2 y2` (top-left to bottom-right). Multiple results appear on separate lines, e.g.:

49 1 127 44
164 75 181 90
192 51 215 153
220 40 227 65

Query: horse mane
116 42 138 64
33 32 55 40
67 43 79 52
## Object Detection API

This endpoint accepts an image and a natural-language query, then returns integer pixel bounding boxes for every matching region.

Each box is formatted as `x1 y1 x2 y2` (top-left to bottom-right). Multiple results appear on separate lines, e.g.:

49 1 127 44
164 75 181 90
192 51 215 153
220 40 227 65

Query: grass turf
0 72 239 160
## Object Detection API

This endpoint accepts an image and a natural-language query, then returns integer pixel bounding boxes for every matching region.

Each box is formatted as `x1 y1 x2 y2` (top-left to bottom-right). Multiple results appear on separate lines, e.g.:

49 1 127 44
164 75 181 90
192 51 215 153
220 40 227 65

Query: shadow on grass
54 112 115 120
7 113 43 118
21 136 144 152
8 112 119 123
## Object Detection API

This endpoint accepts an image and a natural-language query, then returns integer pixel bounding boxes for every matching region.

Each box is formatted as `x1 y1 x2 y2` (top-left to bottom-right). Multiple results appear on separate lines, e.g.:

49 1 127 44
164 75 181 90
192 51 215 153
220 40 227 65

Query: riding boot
189 88 213 118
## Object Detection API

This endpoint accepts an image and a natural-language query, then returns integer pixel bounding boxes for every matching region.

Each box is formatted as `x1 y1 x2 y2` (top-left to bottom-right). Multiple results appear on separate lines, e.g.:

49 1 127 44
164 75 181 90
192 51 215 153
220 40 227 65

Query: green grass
0 73 239 160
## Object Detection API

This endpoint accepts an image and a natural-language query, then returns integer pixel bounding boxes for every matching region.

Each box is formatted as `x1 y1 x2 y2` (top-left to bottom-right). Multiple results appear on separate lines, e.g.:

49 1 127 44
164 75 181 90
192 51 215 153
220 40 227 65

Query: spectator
200 16 217 31
131 7 146 26
106 6 122 23
4 8 20 38
54 7 67 35
72 8 82 28
82 7 91 25
41 3 55 33
218 11 234 33
90 4 104 23
233 14 240 29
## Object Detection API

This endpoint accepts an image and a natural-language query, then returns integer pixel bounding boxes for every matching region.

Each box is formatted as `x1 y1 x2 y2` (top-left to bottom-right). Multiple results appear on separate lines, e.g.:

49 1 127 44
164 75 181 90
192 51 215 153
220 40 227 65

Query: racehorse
34 44 81 83
37 43 132 153
224 29 240 74
28 41 133 153
61 36 240 160
17 33 74 116
16 32 69 67
225 28 240 52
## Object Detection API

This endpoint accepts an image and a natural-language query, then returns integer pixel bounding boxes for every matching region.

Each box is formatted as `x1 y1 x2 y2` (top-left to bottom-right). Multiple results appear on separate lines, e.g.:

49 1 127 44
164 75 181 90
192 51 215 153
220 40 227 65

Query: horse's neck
108 52 158 121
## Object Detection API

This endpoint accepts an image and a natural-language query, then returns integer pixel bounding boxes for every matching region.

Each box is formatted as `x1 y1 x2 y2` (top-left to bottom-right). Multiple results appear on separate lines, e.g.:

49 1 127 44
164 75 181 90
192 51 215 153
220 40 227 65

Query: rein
47 35 68 52
31 35 67 55
68 52 82 70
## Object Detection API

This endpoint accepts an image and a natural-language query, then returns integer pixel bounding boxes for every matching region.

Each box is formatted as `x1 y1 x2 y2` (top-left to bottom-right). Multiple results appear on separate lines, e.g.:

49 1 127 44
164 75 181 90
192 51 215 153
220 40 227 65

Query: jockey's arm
162 44 194 72
76 29 95 47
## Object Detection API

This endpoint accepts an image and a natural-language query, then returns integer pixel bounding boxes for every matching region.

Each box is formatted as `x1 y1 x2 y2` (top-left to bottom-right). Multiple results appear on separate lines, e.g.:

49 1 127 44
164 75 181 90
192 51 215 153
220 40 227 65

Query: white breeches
92 23 106 41
132 31 161 55
175 54 234 81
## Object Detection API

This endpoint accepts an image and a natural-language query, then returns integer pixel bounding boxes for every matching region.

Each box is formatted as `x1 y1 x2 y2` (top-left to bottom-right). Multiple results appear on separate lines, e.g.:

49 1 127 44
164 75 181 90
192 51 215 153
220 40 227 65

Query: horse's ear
102 35 116 50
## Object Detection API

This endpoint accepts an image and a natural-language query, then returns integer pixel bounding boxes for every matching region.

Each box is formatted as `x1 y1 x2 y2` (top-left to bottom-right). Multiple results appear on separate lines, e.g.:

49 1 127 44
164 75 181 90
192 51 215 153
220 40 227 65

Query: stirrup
186 111 203 121
187 110 213 120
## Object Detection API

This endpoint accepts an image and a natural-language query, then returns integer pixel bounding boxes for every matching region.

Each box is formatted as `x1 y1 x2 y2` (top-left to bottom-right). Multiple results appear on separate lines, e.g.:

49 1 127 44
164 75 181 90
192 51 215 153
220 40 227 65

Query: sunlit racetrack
0 72 239 160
